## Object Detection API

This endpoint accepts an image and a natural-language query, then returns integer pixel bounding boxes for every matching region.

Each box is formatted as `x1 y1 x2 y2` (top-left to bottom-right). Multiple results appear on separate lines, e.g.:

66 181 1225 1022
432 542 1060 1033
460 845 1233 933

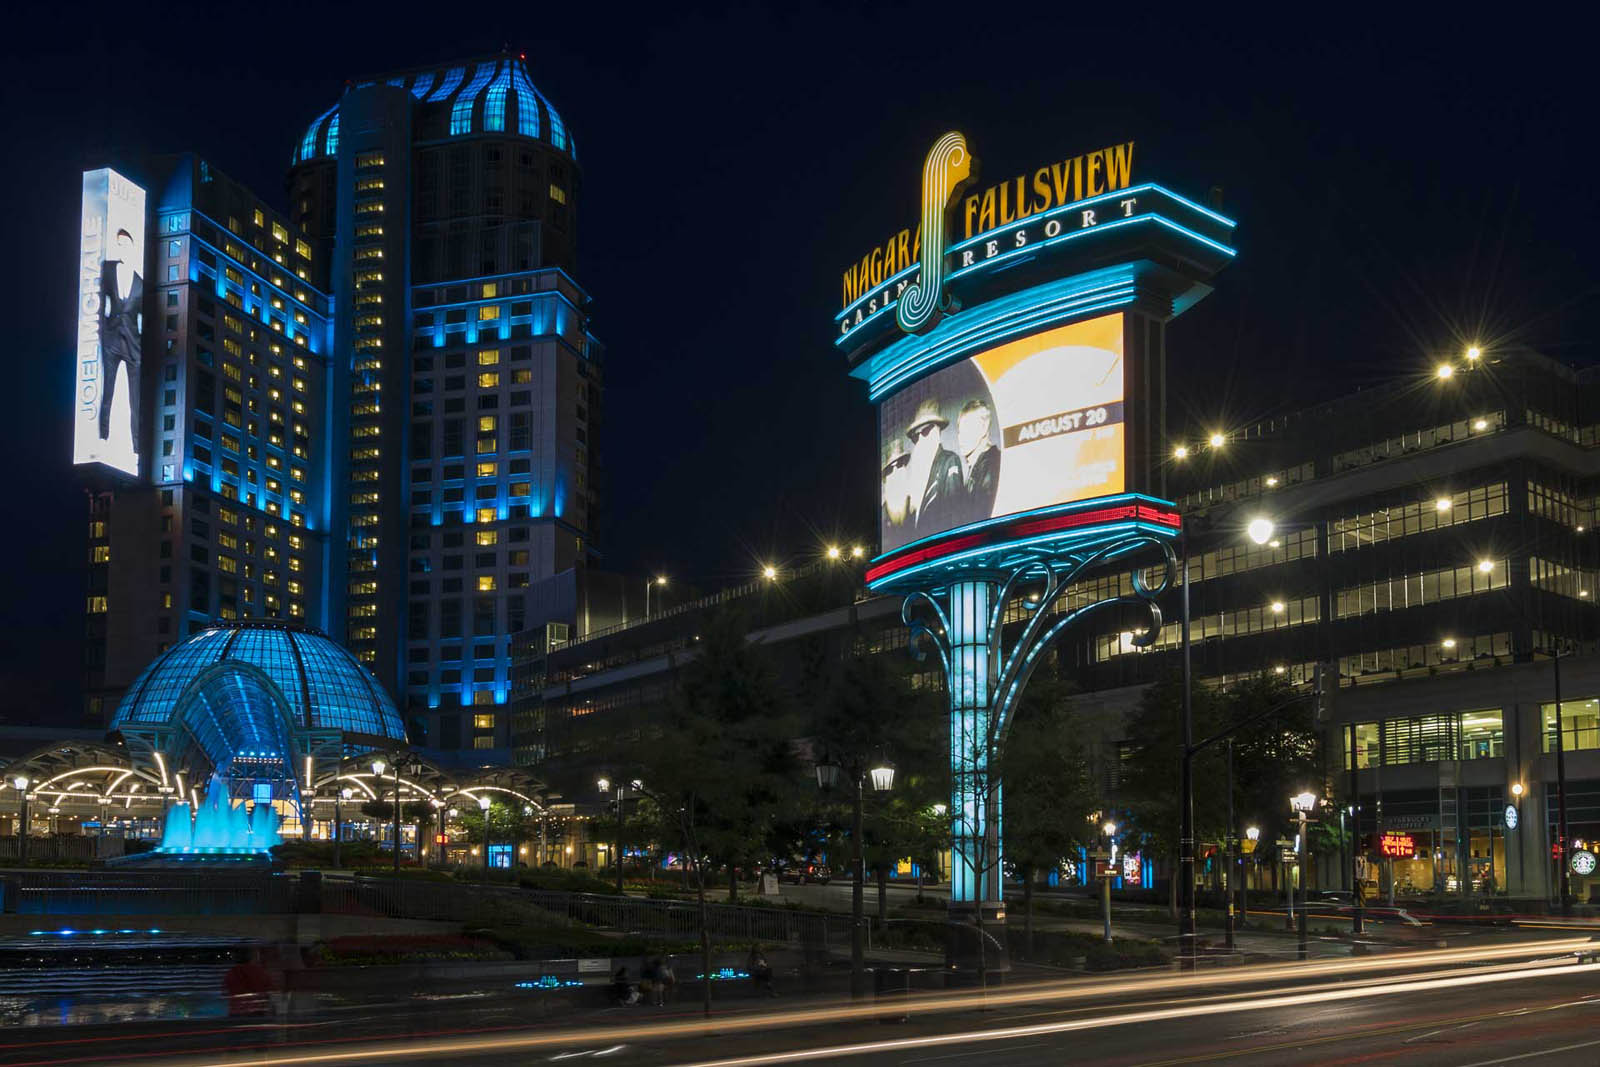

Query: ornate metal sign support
903 533 1175 972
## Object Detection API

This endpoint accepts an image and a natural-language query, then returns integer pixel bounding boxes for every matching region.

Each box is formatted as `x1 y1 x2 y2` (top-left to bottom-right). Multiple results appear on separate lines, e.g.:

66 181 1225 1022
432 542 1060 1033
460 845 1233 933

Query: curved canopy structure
112 621 404 740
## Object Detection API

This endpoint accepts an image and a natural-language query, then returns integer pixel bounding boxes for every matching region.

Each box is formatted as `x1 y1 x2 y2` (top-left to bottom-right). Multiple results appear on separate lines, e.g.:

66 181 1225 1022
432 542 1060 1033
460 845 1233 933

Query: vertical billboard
74 168 146 477
878 314 1124 553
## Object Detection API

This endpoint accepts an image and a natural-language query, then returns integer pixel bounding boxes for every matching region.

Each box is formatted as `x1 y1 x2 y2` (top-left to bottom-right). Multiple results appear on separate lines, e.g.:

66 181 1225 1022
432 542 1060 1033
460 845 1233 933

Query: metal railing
0 869 291 916
0 867 847 948
319 875 844 947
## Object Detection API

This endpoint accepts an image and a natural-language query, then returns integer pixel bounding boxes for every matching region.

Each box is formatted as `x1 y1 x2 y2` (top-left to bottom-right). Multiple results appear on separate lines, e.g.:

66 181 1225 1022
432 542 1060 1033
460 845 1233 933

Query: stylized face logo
896 132 973 335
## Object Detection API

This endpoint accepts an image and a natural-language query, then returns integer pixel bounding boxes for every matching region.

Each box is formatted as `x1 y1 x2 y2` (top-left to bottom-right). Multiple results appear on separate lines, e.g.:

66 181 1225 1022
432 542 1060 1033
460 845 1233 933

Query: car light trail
91 938 1600 1067
682 960 1600 1067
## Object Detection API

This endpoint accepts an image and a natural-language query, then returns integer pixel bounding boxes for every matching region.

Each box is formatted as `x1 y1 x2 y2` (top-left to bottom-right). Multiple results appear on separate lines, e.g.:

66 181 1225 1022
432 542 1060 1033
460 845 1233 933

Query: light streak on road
681 960 1600 1067
102 937 1600 1067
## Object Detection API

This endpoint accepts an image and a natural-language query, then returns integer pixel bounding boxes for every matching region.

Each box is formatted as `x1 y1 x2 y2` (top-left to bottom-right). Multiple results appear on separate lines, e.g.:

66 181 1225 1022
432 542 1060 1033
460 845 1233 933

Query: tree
1118 672 1320 916
811 647 947 924
626 608 796 1017
998 676 1100 957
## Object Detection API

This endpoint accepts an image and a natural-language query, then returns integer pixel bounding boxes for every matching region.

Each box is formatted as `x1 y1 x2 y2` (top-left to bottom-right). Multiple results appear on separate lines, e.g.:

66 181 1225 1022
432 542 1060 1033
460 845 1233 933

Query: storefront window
1543 698 1600 753
1458 710 1503 759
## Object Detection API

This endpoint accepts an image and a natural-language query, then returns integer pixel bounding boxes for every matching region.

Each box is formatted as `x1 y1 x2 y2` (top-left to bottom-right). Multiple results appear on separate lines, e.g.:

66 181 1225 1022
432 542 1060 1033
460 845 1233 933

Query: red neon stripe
867 503 1180 584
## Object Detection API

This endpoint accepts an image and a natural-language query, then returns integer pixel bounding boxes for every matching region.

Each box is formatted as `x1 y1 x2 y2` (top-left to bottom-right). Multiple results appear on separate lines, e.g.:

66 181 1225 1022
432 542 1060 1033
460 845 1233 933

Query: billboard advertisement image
74 167 146 477
878 314 1124 553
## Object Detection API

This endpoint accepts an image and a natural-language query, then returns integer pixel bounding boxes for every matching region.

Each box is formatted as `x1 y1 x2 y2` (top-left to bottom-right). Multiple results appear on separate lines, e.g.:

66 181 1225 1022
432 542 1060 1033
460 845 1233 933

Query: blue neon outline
850 268 1134 381
855 269 1140 398
868 293 1135 400
868 519 1177 590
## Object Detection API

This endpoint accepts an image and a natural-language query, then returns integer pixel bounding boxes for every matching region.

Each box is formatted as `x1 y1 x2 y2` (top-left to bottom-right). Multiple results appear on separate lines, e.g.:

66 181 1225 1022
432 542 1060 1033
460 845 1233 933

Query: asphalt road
12 935 1600 1066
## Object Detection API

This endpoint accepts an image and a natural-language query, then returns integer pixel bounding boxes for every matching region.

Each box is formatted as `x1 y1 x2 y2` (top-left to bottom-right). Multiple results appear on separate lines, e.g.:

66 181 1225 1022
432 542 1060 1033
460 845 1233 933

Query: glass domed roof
111 621 404 740
293 54 574 166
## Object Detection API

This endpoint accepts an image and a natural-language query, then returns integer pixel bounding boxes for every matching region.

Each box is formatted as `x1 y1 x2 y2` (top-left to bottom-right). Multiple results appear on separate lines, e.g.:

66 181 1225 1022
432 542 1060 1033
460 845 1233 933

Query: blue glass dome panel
110 623 404 740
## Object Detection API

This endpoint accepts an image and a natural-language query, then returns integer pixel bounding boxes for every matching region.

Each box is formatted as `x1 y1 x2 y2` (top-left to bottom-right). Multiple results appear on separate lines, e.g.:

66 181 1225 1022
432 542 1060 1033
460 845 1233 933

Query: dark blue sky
2 3 1596 721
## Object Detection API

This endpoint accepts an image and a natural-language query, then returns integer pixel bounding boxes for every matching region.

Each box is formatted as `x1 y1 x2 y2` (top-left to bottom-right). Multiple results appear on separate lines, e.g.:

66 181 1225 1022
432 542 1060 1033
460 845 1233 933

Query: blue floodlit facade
287 53 601 757
80 54 602 765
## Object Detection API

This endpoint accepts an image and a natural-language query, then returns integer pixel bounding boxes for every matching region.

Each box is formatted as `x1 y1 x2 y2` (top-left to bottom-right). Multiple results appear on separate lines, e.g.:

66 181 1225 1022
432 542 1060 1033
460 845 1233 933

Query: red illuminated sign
1376 831 1416 858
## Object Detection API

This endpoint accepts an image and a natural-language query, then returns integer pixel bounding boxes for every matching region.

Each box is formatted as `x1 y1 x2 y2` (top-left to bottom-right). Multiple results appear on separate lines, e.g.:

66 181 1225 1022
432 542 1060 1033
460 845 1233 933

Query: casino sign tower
837 132 1235 971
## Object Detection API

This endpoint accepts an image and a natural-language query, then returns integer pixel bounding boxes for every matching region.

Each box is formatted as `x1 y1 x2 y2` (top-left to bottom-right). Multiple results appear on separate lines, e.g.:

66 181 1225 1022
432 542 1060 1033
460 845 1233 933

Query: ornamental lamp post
478 793 491 874
1102 821 1117 943
1290 791 1318 961
336 786 352 869
1244 826 1260 919
815 753 894 999
12 775 28 865
598 776 624 894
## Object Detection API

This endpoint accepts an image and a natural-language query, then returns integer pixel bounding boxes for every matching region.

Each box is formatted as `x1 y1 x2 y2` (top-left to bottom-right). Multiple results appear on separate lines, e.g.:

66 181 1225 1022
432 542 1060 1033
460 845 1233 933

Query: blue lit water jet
157 773 281 855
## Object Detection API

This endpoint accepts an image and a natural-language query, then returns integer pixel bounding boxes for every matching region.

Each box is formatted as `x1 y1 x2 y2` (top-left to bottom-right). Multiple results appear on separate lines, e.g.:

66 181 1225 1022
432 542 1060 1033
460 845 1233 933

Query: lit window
478 575 496 592
87 596 108 613
476 507 496 523
477 306 500 321
478 416 497 433
478 372 499 388
477 349 500 365
549 184 567 204
473 714 495 729
476 530 498 546
476 462 498 478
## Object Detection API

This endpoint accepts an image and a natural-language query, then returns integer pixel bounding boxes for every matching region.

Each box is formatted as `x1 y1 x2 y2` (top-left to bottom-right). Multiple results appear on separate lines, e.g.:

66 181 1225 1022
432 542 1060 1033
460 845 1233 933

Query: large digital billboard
878 314 1124 554
74 167 146 478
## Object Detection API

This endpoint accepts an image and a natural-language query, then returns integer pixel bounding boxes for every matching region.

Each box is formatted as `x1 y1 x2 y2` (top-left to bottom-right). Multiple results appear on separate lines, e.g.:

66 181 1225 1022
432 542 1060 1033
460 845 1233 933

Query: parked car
779 862 832 885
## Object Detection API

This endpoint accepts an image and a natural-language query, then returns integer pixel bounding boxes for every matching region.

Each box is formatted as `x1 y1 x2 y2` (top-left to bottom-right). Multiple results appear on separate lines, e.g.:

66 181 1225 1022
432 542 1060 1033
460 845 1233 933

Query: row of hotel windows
1346 698 1600 768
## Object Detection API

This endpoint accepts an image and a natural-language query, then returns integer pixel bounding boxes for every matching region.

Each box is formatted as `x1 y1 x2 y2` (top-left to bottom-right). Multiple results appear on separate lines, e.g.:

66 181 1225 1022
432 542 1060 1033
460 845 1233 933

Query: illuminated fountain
155 773 282 857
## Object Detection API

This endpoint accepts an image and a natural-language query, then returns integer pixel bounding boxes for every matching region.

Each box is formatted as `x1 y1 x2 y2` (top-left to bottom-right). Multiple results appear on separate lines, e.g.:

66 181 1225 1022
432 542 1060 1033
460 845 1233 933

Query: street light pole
1553 647 1573 916
852 771 865 999
1291 791 1317 961
1102 821 1116 943
479 794 491 873
392 760 402 878
12 776 29 866
1225 739 1235 951
1179 529 1197 971
1347 721 1364 934
335 786 350 869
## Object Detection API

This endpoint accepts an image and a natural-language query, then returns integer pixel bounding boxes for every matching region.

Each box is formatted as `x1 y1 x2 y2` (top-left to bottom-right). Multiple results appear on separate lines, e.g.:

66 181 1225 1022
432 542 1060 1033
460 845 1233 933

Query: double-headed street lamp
815 752 895 1000
371 756 404 877
597 777 641 894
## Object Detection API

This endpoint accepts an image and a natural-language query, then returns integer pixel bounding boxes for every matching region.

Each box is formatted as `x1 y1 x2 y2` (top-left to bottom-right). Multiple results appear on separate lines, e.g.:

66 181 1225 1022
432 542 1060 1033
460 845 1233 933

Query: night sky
2 4 1595 723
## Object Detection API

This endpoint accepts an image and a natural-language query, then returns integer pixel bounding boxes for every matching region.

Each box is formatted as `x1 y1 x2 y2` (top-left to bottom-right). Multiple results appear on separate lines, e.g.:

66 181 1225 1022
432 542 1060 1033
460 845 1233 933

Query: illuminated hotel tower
287 54 602 754
80 155 334 725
